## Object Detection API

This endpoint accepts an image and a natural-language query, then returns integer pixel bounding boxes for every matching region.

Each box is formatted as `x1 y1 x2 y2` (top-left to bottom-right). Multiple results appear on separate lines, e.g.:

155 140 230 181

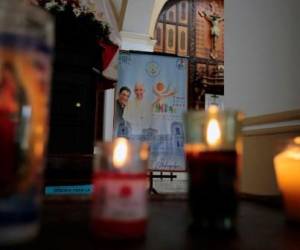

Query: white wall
120 0 157 51
122 0 155 34
293 0 300 90
224 0 300 117
224 0 300 196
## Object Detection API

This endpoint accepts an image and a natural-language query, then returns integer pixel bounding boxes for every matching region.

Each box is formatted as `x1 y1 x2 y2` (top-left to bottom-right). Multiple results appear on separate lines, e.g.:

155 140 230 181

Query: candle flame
139 143 149 161
207 118 221 146
113 138 128 168
294 137 300 145
208 105 219 114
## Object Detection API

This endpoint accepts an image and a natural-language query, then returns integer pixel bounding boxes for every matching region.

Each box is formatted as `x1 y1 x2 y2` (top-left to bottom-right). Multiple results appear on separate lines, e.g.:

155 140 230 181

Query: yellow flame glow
139 143 149 161
208 105 219 114
294 136 300 145
207 118 221 146
113 138 128 168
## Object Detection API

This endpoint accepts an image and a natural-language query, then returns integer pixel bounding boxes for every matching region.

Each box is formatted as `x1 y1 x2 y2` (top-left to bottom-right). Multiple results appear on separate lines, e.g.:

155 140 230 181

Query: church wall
224 0 300 117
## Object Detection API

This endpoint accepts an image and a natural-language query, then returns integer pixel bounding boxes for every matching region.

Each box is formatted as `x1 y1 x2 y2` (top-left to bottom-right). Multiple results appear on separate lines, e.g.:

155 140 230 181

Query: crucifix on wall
198 2 224 59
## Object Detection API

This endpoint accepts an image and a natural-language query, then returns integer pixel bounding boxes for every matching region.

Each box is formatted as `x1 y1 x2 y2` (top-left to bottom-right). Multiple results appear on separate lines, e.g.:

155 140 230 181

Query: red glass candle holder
91 138 149 240
183 107 243 234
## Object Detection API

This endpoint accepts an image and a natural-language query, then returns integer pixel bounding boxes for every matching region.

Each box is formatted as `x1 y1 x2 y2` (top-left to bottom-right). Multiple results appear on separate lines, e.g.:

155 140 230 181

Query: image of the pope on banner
114 52 188 171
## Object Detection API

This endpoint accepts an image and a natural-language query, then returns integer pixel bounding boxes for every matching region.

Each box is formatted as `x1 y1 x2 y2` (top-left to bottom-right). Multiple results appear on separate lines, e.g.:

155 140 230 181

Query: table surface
5 199 300 250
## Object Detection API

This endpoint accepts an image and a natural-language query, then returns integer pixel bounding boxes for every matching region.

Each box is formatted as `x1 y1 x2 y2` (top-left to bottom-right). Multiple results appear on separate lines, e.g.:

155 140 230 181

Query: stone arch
148 0 168 38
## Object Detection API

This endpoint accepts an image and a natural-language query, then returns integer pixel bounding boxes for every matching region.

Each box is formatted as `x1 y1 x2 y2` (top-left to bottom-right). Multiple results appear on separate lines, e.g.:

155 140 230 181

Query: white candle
92 138 148 239
274 137 300 221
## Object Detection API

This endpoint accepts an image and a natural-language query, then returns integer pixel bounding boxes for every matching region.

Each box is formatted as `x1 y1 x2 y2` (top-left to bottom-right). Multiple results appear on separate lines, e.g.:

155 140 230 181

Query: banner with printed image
114 52 188 171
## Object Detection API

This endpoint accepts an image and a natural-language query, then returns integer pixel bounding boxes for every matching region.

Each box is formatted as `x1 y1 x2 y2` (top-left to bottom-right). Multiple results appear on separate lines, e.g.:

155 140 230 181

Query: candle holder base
188 217 237 238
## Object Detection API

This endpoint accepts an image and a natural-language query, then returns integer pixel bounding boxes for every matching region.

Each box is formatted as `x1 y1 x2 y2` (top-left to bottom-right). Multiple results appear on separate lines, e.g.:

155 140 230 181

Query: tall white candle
274 137 300 221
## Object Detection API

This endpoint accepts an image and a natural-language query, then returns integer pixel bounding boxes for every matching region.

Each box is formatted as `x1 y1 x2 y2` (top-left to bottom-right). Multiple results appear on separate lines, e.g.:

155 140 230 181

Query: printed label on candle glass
92 177 147 221
0 33 51 239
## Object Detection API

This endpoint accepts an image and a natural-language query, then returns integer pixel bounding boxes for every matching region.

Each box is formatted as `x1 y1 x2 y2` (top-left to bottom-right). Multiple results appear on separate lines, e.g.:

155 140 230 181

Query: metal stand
148 171 177 194
148 171 159 194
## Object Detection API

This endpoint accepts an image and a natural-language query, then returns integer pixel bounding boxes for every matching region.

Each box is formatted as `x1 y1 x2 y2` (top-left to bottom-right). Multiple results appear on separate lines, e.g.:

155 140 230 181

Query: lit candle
207 118 221 146
184 107 242 233
91 138 148 239
113 138 128 168
274 137 300 222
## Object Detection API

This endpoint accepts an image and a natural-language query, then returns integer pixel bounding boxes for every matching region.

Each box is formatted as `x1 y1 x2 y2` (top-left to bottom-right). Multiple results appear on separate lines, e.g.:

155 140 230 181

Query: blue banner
114 52 188 171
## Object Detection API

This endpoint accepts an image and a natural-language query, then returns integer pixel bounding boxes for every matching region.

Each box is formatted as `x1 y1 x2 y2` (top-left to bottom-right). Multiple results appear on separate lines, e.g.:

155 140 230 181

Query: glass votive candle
183 106 243 234
0 1 53 246
91 138 149 240
274 136 300 223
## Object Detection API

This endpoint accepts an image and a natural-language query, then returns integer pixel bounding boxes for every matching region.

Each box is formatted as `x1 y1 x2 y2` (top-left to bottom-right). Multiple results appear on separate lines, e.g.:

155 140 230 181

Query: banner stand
148 171 177 194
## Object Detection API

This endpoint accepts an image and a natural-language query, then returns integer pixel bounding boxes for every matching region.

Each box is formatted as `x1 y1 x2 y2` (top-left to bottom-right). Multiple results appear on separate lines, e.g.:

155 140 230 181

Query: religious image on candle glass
114 52 188 171
0 1 53 245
